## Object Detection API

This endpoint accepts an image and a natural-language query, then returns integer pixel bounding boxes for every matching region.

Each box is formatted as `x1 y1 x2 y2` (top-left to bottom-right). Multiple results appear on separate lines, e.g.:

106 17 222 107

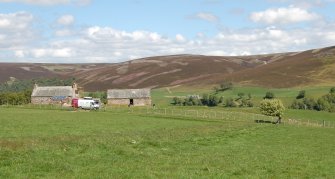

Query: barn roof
107 89 151 99
31 86 75 97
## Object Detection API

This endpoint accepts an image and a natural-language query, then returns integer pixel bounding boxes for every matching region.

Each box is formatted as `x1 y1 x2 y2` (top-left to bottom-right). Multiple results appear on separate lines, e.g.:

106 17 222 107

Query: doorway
129 99 134 105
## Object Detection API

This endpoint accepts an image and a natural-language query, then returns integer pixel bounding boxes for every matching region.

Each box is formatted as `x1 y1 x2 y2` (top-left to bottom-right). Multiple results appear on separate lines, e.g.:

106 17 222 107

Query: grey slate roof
31 86 75 97
107 89 151 99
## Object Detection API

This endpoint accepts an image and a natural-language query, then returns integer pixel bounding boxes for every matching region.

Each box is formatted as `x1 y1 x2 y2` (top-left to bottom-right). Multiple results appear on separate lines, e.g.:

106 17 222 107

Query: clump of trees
264 92 275 99
172 82 256 107
0 90 31 105
290 87 335 112
296 90 306 99
259 99 285 124
214 82 233 93
172 92 253 108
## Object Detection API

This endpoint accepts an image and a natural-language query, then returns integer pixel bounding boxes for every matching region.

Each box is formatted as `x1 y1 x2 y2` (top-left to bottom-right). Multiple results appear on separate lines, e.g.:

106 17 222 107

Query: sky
0 0 335 63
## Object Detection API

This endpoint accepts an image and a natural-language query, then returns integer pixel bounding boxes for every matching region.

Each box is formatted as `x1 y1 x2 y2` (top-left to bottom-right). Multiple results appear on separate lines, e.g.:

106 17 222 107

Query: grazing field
152 85 333 107
0 108 334 178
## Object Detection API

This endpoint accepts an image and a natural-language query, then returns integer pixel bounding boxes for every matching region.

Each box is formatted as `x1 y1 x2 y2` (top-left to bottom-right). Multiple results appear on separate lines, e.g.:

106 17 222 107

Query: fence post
323 120 325 127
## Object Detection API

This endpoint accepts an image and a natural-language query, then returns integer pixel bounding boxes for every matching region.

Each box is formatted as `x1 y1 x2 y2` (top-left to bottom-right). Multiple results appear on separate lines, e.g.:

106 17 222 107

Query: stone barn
31 83 79 105
107 89 151 106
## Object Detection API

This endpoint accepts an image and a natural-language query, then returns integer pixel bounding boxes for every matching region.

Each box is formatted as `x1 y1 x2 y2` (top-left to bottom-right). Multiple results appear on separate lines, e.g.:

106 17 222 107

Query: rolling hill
1 46 335 91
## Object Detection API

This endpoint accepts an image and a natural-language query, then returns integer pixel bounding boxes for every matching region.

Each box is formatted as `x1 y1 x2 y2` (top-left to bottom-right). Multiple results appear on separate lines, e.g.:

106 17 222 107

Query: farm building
107 89 151 106
31 83 79 105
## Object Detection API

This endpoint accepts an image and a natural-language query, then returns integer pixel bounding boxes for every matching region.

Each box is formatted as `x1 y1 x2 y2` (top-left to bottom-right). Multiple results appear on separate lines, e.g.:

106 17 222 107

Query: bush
225 98 238 107
214 82 233 93
259 99 285 123
330 87 335 94
315 98 332 111
208 94 219 106
0 91 31 105
264 92 275 99
241 99 253 107
183 96 202 106
290 100 306 109
303 98 317 110
237 92 245 99
296 90 306 99
172 97 183 105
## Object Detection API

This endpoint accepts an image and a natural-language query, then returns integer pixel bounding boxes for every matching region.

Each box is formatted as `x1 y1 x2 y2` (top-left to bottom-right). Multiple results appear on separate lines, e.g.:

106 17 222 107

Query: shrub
225 98 238 107
208 94 219 106
264 92 275 99
296 90 306 99
172 97 183 105
237 92 245 99
303 98 317 110
315 98 331 111
241 99 253 107
330 87 335 94
290 100 305 109
259 99 285 123
183 96 202 106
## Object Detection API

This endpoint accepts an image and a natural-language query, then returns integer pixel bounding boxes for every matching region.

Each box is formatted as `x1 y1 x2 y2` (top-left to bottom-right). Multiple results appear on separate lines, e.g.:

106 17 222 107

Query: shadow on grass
254 120 277 124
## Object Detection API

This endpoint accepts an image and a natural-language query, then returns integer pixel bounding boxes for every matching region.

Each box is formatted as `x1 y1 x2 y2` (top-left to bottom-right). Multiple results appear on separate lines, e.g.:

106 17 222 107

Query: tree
296 90 306 99
259 99 285 124
201 93 209 106
219 82 233 91
208 94 219 106
330 87 335 94
264 92 275 99
183 96 201 106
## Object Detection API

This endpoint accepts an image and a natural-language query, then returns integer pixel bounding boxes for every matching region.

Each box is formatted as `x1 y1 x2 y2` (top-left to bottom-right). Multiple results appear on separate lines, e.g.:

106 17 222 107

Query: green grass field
1 107 334 178
152 85 333 107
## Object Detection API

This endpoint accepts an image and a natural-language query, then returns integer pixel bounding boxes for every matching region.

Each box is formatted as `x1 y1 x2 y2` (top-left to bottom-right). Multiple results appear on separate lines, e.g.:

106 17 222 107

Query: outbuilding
107 89 151 106
31 83 79 105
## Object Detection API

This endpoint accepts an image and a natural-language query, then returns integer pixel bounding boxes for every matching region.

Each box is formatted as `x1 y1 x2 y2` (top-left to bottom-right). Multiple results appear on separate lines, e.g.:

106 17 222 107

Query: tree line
172 82 253 107
290 87 335 112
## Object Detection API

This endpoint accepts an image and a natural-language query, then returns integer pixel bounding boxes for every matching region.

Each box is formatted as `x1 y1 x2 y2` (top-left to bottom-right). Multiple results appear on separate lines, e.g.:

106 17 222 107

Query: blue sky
0 0 335 63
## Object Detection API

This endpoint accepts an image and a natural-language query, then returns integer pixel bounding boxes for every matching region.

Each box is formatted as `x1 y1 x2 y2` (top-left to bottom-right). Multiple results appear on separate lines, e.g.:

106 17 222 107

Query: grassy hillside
0 108 334 178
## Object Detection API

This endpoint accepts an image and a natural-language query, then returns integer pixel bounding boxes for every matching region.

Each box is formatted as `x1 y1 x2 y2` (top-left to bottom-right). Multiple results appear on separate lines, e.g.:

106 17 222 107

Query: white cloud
31 48 74 58
176 34 186 42
57 15 74 26
15 50 26 58
193 12 219 23
0 11 33 29
0 11 35 48
0 0 91 6
250 6 320 24
55 29 73 36
86 26 167 44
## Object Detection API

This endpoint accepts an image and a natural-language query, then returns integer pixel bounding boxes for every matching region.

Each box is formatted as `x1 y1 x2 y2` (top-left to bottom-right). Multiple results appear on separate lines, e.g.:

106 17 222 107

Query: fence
103 106 335 128
1 104 334 128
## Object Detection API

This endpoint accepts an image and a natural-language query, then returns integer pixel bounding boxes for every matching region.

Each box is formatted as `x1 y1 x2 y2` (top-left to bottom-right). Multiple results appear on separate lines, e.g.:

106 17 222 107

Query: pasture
0 107 334 178
152 85 333 107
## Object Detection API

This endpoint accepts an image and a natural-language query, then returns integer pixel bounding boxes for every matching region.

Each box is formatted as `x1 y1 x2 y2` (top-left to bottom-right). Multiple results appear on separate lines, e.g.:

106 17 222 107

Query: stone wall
31 97 72 105
108 97 151 106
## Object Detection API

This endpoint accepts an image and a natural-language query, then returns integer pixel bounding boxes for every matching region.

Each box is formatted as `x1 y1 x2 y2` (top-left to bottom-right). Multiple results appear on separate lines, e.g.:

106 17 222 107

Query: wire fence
102 106 335 128
1 104 334 128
